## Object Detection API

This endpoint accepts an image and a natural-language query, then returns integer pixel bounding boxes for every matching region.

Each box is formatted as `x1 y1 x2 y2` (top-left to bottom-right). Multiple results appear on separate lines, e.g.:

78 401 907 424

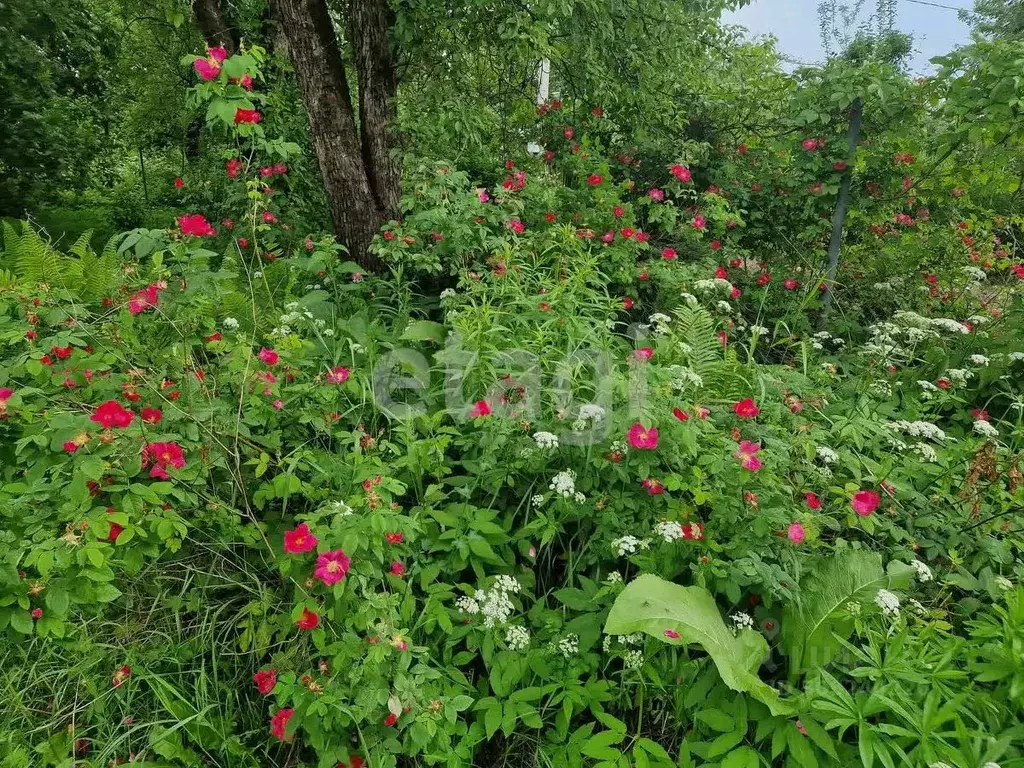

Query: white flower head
549 469 576 497
910 560 933 582
730 612 754 632
556 633 579 658
974 420 999 438
505 625 530 651
875 589 901 618
533 431 559 449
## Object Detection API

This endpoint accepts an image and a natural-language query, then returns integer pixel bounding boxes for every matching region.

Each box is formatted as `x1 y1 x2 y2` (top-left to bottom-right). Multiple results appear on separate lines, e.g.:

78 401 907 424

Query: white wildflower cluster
456 596 480 614
913 443 938 463
887 435 909 453
479 576 521 628
910 560 933 582
1010 352 1024 363
715 300 733 314
579 404 607 421
439 288 457 301
970 354 990 366
555 633 579 658
974 420 999 438
505 625 530 651
457 576 522 628
917 380 938 392
680 292 699 307
968 315 989 325
875 589 901 618
945 368 973 387
322 500 353 517
533 431 559 450
223 316 240 330
609 440 628 455
930 317 969 335
810 331 844 351
873 281 893 291
995 576 1013 591
271 302 328 338
655 521 684 542
649 313 672 335
672 366 706 390
907 598 927 614
605 571 623 584
750 325 770 336
668 365 704 391
613 535 650 557
693 278 735 296
549 469 577 498
623 649 644 669
730 612 754 632
871 379 893 397
962 265 988 282
889 420 947 442
815 446 839 465
531 494 545 507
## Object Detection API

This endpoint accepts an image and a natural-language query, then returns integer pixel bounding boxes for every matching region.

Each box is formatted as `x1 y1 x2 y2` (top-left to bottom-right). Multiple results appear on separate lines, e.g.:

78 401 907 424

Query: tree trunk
270 0 388 272
348 0 401 220
192 0 237 51
821 97 863 322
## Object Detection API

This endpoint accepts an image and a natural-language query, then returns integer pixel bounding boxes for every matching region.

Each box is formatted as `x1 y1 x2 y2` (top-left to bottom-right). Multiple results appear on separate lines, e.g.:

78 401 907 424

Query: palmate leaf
604 574 793 715
781 551 915 681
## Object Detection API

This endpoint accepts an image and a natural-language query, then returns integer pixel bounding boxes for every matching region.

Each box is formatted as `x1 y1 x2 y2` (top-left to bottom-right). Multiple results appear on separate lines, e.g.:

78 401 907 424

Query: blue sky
723 0 974 73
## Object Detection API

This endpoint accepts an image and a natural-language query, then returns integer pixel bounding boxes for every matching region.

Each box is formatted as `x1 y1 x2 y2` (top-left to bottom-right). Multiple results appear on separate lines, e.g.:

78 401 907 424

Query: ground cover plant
2 1 1024 766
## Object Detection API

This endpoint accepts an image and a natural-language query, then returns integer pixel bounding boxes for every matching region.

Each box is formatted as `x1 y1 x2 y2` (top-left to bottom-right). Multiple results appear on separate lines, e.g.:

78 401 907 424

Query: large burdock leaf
781 551 915 681
604 574 792 715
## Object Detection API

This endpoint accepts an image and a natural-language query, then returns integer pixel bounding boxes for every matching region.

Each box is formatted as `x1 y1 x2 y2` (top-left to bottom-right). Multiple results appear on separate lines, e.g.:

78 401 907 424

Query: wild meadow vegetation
2 0 1024 766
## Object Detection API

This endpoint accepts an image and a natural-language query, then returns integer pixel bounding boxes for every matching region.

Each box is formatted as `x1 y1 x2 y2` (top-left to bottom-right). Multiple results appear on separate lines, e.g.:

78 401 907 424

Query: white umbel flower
549 470 576 497
556 633 579 658
875 589 901 618
815 446 839 465
612 535 649 557
655 521 684 542
623 649 644 669
730 612 754 631
974 420 999 438
456 596 480 614
910 560 933 582
505 625 530 651
533 431 559 449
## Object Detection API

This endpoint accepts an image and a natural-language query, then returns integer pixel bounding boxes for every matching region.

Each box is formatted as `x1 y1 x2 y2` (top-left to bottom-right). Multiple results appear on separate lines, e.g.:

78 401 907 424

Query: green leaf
721 747 759 768
10 610 33 635
604 574 792 715
45 586 70 616
695 708 735 732
582 730 625 760
400 320 448 343
781 552 914 679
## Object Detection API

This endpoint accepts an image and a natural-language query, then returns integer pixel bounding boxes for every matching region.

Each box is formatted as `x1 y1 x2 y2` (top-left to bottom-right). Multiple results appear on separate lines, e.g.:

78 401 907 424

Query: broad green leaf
781 552 914 679
400 320 448 343
604 574 792 715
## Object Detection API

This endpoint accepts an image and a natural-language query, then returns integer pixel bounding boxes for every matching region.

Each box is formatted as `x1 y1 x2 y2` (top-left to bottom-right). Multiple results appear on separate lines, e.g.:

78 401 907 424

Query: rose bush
2 40 1024 768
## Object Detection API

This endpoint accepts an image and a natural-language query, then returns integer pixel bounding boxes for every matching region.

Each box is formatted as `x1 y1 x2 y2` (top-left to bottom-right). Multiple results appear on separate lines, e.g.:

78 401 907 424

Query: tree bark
349 0 401 220
821 97 863 322
270 0 388 272
191 0 237 51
